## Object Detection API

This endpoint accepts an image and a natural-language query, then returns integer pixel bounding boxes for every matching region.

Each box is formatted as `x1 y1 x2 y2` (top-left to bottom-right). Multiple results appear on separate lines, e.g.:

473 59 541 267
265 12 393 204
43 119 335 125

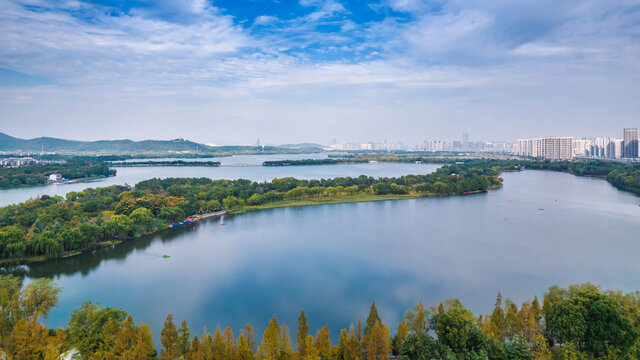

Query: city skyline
1 0 639 144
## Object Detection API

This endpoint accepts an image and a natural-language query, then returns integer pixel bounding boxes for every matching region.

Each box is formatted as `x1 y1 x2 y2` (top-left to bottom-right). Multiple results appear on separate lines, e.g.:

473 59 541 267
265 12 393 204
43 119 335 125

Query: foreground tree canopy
0 278 638 360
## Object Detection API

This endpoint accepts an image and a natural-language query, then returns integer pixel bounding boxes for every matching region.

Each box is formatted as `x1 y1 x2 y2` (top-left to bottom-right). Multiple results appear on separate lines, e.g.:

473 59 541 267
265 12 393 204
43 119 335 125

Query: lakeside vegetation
0 161 502 263
1 277 638 360
339 155 640 196
263 159 368 166
0 158 115 189
109 160 221 167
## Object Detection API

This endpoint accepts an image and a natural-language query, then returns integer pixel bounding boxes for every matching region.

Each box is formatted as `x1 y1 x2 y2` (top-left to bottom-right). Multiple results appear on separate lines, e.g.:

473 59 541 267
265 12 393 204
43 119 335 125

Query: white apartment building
515 137 573 160
590 137 617 159
572 139 592 157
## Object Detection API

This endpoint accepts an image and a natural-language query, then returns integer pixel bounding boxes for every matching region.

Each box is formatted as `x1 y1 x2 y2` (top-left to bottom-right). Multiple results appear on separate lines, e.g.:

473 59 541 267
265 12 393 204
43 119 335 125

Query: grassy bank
234 187 499 213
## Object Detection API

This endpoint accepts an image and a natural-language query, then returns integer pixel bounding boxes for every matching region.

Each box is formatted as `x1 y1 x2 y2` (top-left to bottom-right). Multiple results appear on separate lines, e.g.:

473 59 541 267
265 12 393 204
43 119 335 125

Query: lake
0 153 432 207
5 167 639 343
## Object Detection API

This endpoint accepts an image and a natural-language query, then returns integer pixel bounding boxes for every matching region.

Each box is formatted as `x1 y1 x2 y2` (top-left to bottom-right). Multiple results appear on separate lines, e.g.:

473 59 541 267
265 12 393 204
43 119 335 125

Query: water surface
0 154 432 206
8 170 639 342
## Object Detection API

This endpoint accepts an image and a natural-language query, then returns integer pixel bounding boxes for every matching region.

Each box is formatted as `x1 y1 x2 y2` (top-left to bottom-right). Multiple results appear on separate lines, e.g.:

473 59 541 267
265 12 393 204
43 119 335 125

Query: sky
0 0 639 145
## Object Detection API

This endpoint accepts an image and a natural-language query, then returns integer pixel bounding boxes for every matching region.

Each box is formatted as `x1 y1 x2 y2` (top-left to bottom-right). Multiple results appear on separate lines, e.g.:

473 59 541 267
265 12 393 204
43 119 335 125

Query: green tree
260 315 282 360
67 301 127 358
490 292 506 342
177 320 191 358
365 301 381 335
161 314 179 360
432 299 474 355
21 278 61 322
130 207 153 226
532 333 551 360
298 310 310 357
504 336 533 360
549 290 638 356
404 300 428 334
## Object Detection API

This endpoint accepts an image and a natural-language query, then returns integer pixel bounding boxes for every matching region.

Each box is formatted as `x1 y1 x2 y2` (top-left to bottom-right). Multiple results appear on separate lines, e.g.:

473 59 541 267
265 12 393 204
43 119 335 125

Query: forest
0 161 503 262
0 278 638 360
0 158 115 189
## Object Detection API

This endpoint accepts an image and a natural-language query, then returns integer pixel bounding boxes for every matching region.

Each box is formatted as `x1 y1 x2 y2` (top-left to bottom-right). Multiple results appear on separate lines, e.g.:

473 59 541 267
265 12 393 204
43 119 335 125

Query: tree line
109 161 221 167
0 277 638 360
0 158 115 189
0 161 502 261
347 155 640 197
263 159 368 166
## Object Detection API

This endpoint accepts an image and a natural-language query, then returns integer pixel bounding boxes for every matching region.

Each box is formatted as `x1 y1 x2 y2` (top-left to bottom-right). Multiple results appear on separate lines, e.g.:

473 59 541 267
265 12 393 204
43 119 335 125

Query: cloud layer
0 0 639 144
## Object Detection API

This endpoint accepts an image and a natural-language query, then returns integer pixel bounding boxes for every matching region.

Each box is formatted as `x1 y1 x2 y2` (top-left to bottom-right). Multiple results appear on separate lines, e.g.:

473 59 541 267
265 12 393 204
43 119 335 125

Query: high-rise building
623 128 639 158
462 133 469 149
515 137 573 160
614 139 623 158
590 137 617 159
572 139 592 157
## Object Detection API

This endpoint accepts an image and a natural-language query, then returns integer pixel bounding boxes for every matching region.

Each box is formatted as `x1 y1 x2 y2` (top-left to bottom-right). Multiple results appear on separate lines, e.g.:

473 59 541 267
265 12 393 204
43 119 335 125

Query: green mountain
0 132 322 155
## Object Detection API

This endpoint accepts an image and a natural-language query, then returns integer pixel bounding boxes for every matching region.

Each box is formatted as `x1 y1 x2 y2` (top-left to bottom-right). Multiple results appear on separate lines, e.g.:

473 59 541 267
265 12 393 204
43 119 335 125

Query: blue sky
0 0 639 144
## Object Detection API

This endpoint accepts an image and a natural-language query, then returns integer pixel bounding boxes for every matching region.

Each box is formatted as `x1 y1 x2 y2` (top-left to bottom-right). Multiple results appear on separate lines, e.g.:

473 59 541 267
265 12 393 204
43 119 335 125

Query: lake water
0 153 430 207
4 168 639 343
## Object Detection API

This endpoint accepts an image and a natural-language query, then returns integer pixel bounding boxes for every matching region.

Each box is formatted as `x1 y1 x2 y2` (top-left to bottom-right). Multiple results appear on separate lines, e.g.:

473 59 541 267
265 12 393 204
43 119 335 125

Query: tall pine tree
365 301 381 335
297 310 309 357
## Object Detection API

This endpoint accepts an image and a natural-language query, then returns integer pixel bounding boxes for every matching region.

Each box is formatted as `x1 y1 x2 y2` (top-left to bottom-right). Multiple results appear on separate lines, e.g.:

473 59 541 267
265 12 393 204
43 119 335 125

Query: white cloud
0 0 639 143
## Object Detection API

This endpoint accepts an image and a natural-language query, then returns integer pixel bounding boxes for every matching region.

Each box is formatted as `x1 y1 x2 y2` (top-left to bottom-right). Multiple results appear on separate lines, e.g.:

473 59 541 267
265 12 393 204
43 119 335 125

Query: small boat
537 208 545 211
162 255 170 258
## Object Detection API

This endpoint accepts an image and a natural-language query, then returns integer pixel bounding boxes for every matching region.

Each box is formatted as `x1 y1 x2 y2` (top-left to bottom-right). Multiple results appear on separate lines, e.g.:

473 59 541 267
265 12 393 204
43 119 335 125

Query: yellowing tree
314 325 331 360
160 314 179 360
260 315 282 360
7 320 48 360
364 321 390 360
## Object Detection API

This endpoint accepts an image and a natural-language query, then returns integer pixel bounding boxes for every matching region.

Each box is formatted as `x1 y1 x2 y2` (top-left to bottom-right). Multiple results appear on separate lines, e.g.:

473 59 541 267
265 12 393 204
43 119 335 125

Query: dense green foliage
0 162 502 262
522 160 640 195
351 154 640 196
1 279 638 360
0 158 115 189
263 159 368 166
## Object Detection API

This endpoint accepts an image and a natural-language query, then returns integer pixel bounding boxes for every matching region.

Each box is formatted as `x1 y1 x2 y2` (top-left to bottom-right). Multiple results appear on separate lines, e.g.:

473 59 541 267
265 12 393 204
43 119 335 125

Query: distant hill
0 132 322 155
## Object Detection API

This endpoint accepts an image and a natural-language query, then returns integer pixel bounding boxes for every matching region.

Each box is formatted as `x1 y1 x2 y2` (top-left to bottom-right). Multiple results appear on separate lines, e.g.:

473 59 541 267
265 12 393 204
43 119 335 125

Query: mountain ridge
0 132 322 155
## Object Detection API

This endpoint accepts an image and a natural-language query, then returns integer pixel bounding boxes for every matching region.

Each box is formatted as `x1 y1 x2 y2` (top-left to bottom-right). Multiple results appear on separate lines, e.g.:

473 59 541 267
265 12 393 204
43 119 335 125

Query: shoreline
0 174 114 191
0 188 498 267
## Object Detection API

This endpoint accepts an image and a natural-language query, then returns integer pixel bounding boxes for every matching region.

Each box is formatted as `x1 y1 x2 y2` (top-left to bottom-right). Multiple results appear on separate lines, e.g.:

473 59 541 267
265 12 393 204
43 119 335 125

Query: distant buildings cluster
0 156 66 167
0 157 36 167
328 127 639 162
515 128 639 160
330 139 406 151
416 139 512 153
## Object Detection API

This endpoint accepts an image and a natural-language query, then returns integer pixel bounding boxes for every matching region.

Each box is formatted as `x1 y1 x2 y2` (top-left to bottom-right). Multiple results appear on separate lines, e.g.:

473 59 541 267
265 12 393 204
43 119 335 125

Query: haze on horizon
0 0 639 146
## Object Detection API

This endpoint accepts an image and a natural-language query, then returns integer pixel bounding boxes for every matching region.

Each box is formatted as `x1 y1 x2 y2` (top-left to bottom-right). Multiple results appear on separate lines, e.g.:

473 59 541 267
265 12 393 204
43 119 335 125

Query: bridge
219 163 262 167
